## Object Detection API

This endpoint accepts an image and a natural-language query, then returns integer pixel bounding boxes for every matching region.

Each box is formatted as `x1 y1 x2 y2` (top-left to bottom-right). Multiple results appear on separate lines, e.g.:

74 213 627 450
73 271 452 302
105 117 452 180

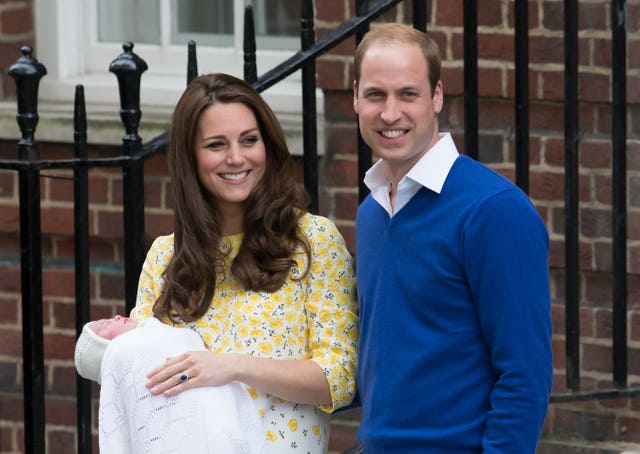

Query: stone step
538 438 640 454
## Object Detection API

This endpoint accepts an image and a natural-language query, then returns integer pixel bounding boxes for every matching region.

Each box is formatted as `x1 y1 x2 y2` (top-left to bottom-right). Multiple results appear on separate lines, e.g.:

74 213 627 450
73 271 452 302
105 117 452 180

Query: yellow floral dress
130 213 359 454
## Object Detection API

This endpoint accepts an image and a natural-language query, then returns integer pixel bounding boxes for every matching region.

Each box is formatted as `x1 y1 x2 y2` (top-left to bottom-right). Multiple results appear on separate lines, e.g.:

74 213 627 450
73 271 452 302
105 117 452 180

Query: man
353 23 552 453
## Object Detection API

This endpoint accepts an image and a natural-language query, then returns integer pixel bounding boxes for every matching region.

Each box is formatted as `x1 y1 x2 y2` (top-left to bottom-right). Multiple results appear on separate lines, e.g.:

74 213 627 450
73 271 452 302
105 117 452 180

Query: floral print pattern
130 213 358 453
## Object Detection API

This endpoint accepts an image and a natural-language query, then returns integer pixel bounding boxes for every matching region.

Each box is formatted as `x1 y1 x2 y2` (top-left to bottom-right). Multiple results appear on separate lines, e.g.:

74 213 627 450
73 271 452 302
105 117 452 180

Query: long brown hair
154 73 310 322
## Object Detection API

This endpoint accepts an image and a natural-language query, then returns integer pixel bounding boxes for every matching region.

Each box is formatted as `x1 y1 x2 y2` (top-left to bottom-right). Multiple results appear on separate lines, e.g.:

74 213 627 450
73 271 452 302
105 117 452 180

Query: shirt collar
364 132 459 195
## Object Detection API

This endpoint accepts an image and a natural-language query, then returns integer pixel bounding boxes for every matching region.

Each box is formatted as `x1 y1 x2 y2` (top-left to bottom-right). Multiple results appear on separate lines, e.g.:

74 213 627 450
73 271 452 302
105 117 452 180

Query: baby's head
74 316 137 383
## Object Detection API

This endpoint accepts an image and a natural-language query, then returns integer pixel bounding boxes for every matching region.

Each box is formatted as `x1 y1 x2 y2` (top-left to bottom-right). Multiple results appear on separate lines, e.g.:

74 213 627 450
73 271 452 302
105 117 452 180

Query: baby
75 315 268 454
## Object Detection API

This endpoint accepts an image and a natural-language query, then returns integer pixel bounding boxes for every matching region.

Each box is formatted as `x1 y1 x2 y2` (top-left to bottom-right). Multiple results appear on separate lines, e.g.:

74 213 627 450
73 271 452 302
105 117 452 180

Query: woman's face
195 101 267 219
91 315 137 340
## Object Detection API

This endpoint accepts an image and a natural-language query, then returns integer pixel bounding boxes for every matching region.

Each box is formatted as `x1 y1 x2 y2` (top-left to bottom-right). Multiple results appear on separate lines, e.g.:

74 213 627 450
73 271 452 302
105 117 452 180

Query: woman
130 73 358 453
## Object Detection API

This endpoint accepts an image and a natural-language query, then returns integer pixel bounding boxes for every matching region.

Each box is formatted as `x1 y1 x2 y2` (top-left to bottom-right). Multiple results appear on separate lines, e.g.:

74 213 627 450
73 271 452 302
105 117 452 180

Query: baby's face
91 315 137 340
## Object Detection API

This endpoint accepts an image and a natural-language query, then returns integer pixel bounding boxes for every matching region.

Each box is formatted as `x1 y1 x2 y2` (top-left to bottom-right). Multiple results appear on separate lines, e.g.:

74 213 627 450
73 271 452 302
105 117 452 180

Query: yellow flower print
284 283 294 296
251 328 263 337
270 318 283 329
311 261 322 274
221 336 231 349
312 425 320 437
266 430 277 442
234 341 243 351
260 311 272 321
259 408 265 417
263 300 274 311
319 310 332 323
232 298 243 311
288 418 298 432
272 334 284 346
258 342 273 355
247 388 258 399
284 311 296 323
249 293 262 304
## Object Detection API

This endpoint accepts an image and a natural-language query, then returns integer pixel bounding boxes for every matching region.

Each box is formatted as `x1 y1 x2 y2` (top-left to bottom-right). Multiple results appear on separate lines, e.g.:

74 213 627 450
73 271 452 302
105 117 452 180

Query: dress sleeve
301 215 359 413
129 235 175 322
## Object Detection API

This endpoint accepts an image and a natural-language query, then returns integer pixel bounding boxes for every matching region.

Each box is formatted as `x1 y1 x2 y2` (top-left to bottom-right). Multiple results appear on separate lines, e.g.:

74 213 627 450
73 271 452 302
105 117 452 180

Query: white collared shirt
363 132 460 217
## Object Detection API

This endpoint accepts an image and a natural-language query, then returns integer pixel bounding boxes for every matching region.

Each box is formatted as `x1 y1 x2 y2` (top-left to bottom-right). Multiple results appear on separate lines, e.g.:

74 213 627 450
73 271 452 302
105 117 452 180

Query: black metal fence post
356 0 372 204
611 0 627 388
187 40 198 86
8 45 47 454
463 0 479 159
73 84 92 454
514 0 530 193
564 0 581 391
301 0 319 214
244 6 258 85
109 42 148 314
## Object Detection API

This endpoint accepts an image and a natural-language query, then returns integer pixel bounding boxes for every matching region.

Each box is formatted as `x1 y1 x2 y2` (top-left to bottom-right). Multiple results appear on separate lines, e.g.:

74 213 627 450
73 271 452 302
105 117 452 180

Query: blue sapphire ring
178 373 189 383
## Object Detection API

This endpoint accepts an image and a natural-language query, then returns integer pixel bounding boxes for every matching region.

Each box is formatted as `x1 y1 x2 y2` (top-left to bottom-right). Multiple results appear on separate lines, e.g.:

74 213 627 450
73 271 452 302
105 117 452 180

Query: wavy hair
153 73 310 322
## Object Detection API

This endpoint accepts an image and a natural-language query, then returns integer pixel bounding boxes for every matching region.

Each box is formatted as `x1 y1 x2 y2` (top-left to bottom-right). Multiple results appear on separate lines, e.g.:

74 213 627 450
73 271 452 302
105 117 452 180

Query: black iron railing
0 1 638 453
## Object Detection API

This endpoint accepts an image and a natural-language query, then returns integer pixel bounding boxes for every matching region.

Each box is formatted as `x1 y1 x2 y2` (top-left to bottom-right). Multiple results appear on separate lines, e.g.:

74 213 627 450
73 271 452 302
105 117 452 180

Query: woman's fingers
145 353 190 392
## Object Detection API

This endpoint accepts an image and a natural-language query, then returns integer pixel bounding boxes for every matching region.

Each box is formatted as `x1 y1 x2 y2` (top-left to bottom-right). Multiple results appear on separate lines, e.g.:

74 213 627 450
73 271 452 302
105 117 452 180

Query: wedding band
178 373 189 383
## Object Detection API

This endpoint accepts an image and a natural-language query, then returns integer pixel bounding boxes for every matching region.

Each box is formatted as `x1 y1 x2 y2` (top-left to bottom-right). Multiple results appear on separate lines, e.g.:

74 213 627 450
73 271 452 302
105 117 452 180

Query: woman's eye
207 141 225 150
242 135 259 145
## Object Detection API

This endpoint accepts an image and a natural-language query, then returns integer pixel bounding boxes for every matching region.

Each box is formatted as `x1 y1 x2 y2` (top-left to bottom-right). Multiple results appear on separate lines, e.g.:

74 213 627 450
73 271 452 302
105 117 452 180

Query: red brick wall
1 1 640 453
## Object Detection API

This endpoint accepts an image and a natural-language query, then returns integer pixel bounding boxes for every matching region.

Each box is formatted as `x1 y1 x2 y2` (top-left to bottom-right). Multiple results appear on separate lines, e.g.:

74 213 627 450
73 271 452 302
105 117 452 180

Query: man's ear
353 80 359 114
433 80 443 114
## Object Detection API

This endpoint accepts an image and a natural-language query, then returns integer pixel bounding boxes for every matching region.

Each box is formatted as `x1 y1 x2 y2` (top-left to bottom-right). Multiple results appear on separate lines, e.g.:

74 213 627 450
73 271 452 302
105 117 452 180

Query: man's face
354 41 443 182
91 315 137 340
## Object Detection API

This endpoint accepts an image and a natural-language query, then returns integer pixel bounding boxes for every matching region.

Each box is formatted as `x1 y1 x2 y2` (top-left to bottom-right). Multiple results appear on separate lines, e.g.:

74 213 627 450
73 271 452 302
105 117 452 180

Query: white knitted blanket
99 318 269 453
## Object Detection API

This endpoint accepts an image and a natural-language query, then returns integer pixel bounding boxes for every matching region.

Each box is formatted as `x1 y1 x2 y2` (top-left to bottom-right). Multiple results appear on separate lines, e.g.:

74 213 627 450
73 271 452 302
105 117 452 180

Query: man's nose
380 97 401 123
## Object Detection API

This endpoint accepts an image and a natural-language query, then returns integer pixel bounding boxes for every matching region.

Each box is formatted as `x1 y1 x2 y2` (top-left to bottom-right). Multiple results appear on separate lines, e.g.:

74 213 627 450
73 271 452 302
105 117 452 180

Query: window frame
28 0 321 151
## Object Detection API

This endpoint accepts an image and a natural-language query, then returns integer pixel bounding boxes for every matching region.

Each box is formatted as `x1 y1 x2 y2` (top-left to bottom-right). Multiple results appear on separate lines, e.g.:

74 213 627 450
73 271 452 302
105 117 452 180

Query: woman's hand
145 351 332 406
146 351 239 397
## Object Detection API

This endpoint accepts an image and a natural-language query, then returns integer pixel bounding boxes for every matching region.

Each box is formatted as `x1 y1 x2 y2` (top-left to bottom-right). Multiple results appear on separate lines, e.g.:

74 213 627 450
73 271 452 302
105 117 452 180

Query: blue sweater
355 155 553 453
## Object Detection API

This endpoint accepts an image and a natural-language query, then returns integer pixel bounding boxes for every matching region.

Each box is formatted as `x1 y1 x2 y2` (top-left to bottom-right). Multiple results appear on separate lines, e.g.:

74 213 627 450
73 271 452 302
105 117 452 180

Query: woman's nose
226 145 244 165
